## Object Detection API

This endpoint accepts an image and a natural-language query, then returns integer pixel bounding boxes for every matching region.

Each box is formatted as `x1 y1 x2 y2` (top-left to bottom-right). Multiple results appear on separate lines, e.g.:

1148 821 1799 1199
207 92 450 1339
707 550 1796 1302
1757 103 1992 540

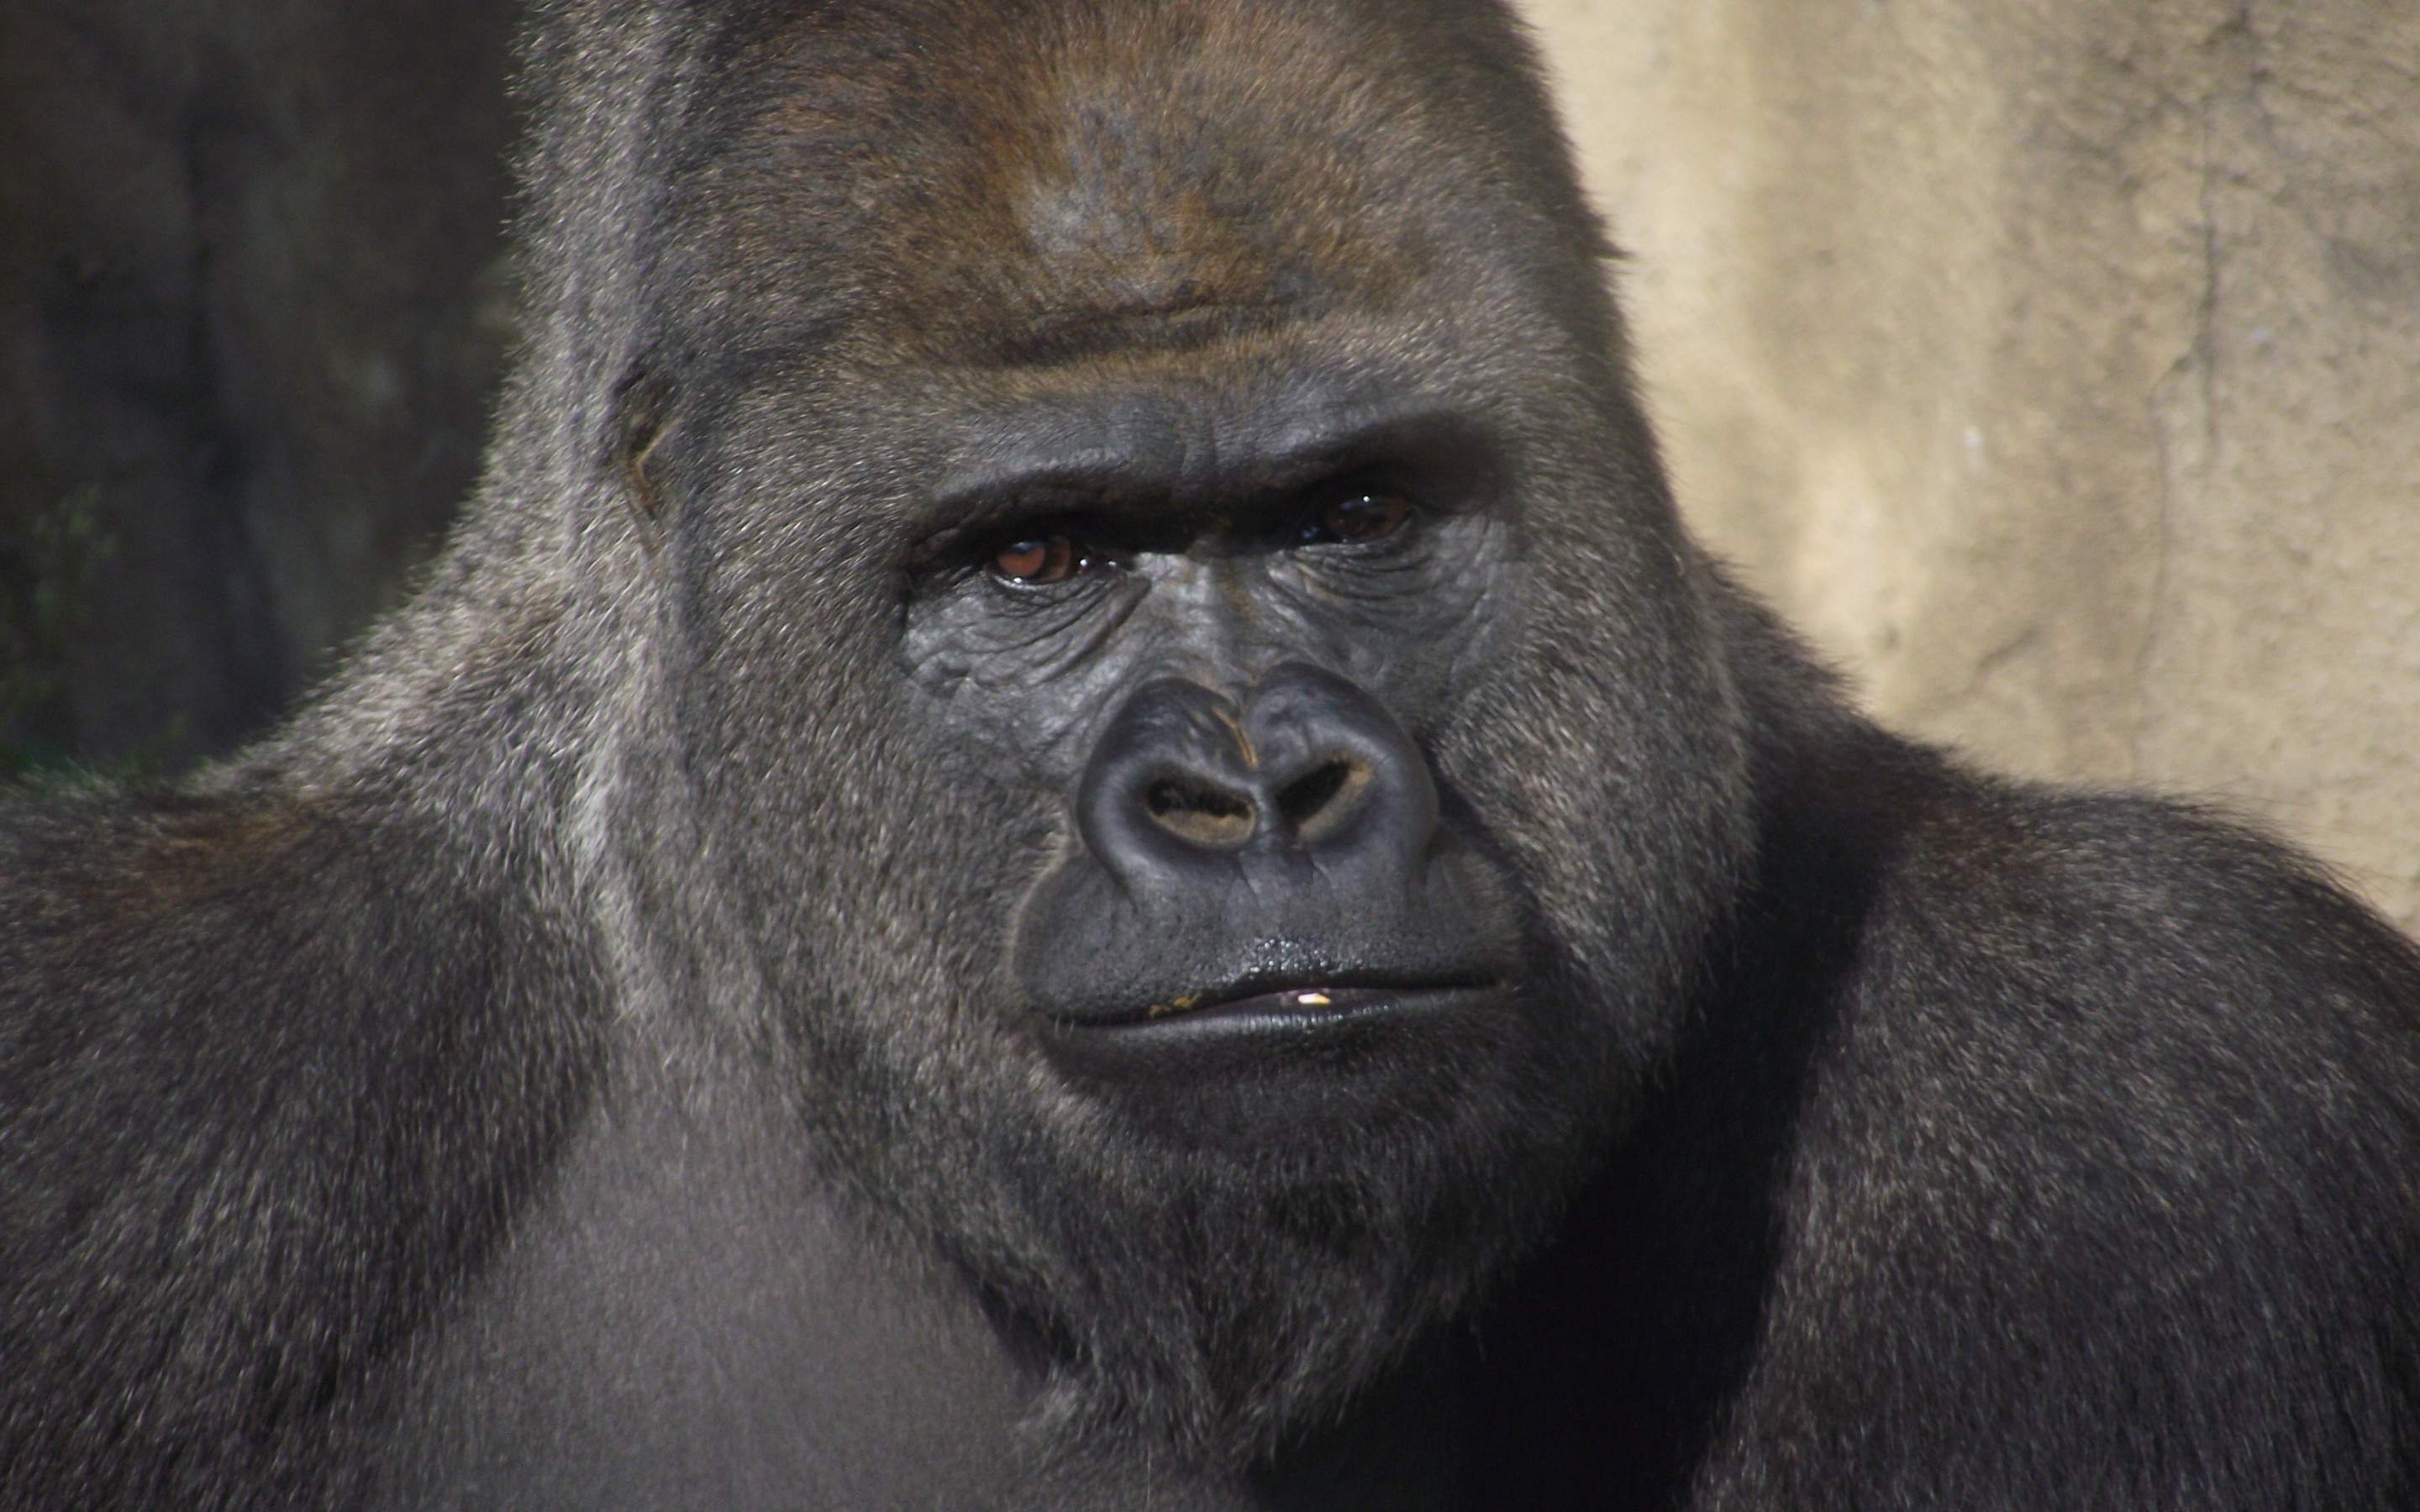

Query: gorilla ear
608 367 676 541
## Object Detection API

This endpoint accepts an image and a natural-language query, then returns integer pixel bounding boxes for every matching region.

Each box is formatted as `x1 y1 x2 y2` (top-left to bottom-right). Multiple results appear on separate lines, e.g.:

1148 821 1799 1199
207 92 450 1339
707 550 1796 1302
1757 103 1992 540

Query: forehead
687 0 1484 367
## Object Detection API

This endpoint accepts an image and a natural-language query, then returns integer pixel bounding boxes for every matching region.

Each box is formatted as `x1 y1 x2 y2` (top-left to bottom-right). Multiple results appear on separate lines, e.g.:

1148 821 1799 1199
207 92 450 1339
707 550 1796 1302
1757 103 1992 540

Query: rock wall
1520 0 2420 928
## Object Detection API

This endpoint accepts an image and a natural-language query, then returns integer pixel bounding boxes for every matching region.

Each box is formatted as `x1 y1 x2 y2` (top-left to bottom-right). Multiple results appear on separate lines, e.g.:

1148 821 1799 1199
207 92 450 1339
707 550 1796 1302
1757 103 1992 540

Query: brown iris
1313 492 1412 545
992 534 1082 585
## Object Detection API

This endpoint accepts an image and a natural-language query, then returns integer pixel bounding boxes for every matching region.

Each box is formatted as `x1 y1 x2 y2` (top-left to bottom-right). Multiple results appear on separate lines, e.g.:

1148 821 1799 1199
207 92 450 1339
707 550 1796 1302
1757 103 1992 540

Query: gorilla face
633 0 1755 1466
921 399 1527 1134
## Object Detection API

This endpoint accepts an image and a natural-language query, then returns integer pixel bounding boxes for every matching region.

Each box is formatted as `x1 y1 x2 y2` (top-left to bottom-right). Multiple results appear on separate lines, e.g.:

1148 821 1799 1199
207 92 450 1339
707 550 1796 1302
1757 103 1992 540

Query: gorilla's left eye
991 533 1088 585
1302 491 1413 547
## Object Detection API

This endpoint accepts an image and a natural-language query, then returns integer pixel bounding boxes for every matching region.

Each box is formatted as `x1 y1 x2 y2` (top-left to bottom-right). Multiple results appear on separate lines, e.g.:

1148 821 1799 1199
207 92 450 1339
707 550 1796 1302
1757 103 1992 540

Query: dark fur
4 2 2417 1508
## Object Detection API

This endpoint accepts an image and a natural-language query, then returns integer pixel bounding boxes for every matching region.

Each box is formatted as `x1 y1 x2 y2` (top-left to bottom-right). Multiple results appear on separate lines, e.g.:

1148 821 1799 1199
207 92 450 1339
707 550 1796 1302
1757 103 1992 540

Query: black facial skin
3 1 2419 1509
916 417 1523 1056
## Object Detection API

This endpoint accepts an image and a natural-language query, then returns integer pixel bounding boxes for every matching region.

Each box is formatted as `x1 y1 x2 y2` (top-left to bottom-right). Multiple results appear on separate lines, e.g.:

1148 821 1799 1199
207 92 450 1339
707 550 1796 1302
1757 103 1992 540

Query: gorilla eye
1305 492 1413 547
992 534 1086 585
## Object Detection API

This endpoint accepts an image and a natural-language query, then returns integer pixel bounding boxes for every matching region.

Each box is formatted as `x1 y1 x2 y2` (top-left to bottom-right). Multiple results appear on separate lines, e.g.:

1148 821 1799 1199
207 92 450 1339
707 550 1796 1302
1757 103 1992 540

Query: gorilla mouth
1051 973 1507 1032
1034 972 1518 1098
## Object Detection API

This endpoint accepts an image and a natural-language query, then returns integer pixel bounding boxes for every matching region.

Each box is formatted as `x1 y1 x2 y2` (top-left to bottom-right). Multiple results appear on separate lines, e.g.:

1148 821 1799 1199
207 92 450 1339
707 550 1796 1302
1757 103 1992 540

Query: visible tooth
1147 1004 1171 1019
1173 994 1202 1010
1296 992 1331 1007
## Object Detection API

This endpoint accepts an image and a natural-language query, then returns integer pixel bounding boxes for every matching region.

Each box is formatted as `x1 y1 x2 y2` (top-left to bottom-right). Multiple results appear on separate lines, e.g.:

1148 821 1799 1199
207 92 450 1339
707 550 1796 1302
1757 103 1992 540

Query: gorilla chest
366 1081 1031 1509
363 1071 1464 1511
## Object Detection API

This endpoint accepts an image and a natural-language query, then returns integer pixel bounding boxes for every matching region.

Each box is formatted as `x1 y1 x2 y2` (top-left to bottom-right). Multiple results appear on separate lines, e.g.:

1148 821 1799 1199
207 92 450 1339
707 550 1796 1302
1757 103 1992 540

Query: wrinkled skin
3 2 2418 1509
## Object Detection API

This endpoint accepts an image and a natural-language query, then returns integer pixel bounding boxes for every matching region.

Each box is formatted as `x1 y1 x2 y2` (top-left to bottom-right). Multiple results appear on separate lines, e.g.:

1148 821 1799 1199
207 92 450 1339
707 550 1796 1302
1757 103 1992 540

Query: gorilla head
533 0 1750 1467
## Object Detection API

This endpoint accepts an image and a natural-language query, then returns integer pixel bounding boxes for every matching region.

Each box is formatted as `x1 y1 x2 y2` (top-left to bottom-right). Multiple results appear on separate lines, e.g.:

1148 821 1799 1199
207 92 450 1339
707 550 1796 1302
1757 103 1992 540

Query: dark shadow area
0 0 524 776
1450 740 1896 1509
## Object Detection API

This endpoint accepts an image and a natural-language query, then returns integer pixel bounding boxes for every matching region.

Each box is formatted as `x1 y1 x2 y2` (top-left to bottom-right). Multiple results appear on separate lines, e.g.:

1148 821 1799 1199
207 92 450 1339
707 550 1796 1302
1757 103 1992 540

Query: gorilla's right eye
991 534 1086 585
1302 491 1413 548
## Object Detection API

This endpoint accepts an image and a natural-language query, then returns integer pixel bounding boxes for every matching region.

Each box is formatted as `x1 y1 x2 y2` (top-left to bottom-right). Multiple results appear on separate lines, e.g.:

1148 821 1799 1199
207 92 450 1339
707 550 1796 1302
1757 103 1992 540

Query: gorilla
4 0 2417 1507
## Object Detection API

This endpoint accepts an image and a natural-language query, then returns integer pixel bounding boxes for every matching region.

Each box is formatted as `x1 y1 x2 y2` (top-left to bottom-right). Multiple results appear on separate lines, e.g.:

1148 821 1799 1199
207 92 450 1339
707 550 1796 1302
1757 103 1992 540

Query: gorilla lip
1055 974 1504 1032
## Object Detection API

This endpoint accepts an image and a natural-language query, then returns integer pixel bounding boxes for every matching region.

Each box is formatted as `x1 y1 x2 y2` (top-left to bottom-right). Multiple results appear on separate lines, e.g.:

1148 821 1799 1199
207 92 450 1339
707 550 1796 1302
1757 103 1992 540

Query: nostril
1145 776 1255 848
1275 757 1370 841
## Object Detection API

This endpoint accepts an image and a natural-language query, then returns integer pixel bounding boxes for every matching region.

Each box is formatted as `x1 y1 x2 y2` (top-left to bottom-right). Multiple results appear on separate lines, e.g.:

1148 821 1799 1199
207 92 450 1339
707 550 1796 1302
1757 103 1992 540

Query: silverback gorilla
5 1 2419 1507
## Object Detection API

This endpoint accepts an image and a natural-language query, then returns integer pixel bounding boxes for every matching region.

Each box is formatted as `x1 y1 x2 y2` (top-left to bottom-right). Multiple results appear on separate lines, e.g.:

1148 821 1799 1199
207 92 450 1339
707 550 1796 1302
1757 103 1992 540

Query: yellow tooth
1173 994 1202 1010
1296 992 1331 1007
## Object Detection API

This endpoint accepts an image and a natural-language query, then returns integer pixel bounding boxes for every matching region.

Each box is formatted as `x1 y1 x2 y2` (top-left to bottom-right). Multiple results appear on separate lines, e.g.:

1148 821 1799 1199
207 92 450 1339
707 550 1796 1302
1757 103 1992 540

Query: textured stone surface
1521 0 2420 928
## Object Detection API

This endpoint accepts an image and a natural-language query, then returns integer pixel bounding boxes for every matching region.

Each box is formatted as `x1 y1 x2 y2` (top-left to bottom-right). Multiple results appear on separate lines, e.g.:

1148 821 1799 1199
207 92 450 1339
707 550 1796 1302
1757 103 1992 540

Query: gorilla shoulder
0 784 602 1505
1680 741 2420 1508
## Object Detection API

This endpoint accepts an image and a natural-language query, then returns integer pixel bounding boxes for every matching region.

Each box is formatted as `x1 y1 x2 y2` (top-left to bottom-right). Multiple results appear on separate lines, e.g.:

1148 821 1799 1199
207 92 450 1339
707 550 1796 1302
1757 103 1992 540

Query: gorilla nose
1141 751 1370 850
1083 668 1435 869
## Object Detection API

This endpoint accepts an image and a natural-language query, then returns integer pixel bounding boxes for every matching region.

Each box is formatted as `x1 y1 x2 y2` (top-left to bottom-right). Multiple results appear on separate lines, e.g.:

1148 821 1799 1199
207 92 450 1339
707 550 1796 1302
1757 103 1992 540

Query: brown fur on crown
671 0 1598 372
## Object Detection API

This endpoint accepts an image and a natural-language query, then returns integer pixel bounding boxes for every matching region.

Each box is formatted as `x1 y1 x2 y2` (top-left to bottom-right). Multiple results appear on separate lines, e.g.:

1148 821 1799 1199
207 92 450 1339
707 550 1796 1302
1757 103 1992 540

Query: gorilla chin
960 668 1597 1464
971 976 1622 1473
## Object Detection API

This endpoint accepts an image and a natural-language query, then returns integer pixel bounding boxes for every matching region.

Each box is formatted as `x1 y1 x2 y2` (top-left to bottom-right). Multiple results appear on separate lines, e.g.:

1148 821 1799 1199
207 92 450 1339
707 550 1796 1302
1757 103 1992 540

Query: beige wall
1519 0 2420 930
